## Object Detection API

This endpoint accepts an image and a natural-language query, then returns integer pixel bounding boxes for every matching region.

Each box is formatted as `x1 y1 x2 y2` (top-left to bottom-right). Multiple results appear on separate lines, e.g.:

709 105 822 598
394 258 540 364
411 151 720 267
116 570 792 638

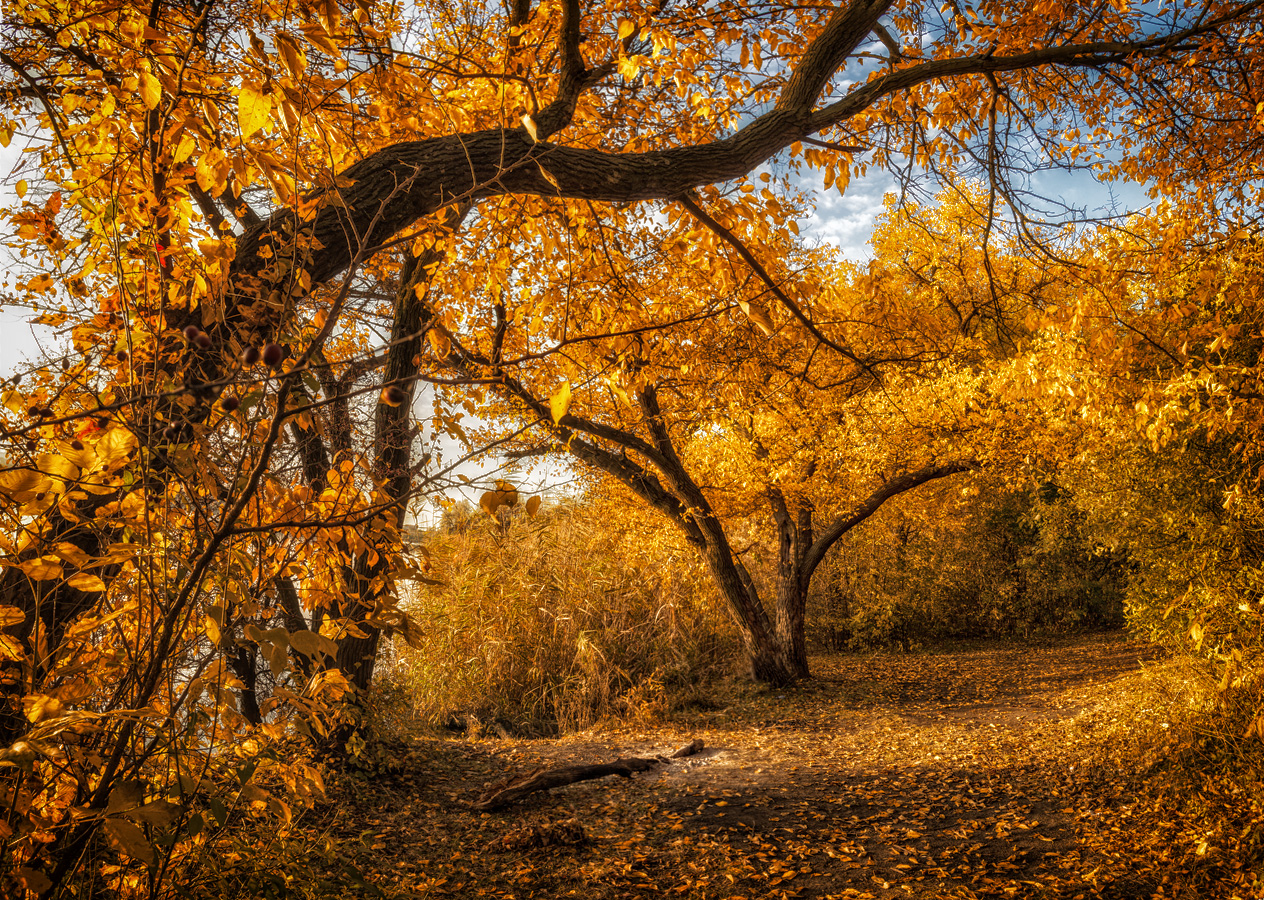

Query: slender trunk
694 533 797 686
765 482 814 681
230 644 263 726
333 207 469 697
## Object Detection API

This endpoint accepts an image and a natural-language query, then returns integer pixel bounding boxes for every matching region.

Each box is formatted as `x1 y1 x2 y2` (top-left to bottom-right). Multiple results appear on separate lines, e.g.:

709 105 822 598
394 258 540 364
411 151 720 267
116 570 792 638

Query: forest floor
305 634 1262 899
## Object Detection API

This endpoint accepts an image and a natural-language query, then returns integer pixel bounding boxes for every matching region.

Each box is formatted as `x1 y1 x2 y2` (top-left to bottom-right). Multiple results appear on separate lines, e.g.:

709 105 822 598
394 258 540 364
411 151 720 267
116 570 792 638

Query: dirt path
318 634 1248 899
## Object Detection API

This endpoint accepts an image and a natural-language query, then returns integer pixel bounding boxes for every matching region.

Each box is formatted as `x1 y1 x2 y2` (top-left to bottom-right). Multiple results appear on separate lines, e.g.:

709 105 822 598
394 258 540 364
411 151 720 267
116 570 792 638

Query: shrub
807 477 1127 650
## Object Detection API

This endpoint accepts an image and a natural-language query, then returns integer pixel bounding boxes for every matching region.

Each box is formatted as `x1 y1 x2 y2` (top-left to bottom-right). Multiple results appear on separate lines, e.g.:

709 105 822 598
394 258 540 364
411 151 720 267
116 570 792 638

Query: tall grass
381 498 735 734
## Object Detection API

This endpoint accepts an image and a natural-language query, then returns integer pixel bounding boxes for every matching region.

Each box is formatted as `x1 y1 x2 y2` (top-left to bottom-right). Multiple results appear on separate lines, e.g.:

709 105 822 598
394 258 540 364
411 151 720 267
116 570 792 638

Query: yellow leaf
618 19 635 40
739 300 775 336
526 495 542 518
139 71 161 110
0 635 24 661
276 33 307 78
104 818 154 866
0 469 52 503
24 694 63 723
522 113 538 143
428 328 451 358
204 614 220 645
480 491 505 516
0 606 25 628
95 428 137 467
66 573 107 592
493 480 519 507
173 133 197 164
15 868 51 895
238 85 272 138
550 381 572 424
320 0 340 30
18 558 62 581
15 179 26 199
37 452 81 484
299 21 341 58
52 543 90 567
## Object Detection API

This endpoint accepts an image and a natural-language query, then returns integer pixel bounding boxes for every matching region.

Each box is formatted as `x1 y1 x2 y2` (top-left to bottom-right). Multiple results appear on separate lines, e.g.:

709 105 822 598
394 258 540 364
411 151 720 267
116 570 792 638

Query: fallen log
473 739 705 812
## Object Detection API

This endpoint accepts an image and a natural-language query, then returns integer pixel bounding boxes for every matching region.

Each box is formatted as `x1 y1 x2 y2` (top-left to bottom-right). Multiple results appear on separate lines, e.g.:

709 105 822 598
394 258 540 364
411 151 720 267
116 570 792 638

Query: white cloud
799 167 894 261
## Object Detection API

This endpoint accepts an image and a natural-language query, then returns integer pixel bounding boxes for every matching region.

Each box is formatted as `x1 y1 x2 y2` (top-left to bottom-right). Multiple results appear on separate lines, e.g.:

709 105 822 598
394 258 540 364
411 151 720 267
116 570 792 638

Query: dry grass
380 501 736 735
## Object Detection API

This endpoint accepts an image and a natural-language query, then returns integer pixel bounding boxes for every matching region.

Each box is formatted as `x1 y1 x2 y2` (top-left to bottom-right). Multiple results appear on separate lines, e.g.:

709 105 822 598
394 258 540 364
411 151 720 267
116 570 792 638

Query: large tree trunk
769 485 816 681
773 579 811 682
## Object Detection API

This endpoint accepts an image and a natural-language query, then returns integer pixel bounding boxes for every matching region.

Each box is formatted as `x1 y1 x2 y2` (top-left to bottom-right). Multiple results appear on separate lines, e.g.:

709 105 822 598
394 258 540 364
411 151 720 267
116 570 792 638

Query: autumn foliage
1 0 1264 895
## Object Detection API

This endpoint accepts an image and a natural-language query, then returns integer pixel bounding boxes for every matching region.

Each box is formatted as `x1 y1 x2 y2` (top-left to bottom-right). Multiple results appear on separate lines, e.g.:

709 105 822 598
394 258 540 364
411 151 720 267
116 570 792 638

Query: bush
807 477 1127 650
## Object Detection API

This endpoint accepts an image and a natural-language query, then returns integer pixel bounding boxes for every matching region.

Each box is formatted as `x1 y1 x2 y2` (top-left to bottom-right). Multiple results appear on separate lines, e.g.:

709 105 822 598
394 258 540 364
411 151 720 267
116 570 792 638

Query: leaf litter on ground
299 634 1262 899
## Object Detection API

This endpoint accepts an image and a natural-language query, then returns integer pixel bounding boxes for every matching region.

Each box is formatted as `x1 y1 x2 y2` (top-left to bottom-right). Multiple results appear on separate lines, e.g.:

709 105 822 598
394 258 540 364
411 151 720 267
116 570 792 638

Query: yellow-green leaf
289 629 336 659
125 800 182 828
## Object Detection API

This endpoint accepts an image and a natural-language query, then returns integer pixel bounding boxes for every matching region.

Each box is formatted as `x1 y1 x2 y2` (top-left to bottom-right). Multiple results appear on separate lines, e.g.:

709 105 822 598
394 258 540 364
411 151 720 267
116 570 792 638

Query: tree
3 0 1264 889
3 0 1262 695
423 187 1081 682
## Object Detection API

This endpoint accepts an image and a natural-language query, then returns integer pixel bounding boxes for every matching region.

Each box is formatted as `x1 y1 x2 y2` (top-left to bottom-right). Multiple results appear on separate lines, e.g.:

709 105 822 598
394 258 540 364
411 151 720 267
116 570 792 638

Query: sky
0 140 51 372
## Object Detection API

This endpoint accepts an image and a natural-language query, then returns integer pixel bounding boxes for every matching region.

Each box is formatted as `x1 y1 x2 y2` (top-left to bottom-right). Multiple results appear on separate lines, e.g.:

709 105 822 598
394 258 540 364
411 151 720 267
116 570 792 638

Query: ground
304 634 1261 899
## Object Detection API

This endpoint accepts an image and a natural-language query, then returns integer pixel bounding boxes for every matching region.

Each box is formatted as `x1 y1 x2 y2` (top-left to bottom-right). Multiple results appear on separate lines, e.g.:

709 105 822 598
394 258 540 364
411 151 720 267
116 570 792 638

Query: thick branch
216 11 1246 345
474 739 704 811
